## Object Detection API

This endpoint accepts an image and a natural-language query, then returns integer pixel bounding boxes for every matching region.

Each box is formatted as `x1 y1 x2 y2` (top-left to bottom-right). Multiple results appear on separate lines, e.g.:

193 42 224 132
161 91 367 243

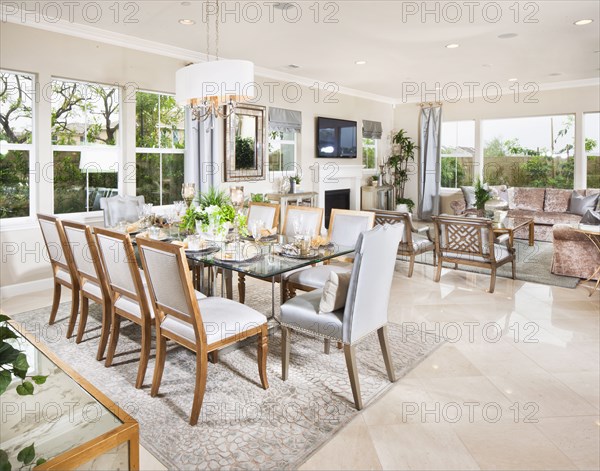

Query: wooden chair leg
209 351 219 364
105 310 121 367
189 347 208 426
136 322 152 389
433 249 437 268
238 273 246 304
343 344 363 410
281 326 291 381
281 280 288 303
377 326 396 383
489 267 497 293
225 270 233 300
96 300 112 361
434 259 443 282
288 286 297 299
337 342 343 350
66 286 80 339
257 325 269 389
49 282 61 325
324 338 331 354
408 255 415 278
76 294 88 344
512 259 516 279
150 335 167 397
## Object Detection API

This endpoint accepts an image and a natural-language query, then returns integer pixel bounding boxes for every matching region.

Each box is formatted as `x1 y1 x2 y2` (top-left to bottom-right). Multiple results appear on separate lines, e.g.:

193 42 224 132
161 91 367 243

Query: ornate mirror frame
224 103 266 182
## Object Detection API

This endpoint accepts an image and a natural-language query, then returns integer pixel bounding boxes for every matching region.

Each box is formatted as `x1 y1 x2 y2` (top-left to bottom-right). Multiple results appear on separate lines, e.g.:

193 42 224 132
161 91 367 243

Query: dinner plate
185 246 219 255
279 250 319 260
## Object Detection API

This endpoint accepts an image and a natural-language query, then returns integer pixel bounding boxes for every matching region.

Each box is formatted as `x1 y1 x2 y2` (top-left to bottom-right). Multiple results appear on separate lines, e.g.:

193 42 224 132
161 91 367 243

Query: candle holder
378 164 386 186
230 186 245 211
181 183 196 209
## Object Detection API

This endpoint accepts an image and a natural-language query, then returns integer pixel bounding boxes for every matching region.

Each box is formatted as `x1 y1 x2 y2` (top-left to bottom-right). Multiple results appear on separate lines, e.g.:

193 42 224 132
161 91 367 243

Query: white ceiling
11 1 600 101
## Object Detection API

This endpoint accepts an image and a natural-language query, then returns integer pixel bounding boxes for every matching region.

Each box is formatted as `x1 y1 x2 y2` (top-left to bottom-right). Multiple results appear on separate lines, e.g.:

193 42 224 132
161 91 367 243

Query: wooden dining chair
93 227 155 388
237 205 324 304
247 202 280 231
62 221 112 360
137 237 269 425
37 214 80 337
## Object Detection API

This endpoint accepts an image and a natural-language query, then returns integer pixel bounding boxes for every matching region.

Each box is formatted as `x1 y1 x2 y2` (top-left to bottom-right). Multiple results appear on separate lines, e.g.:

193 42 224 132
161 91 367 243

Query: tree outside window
0 71 34 219
585 112 599 188
136 91 185 205
51 79 120 214
362 138 377 170
268 131 296 172
441 121 475 188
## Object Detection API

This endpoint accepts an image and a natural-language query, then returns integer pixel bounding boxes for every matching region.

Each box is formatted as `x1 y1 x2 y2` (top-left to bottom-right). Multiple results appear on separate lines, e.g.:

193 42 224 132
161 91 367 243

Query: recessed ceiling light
482 63 492 68
274 2 294 10
286 64 300 69
549 72 562 77
574 19 593 26
498 33 518 39
355 60 367 65
446 43 459 49
178 19 195 25
508 78 518 82
181 1 191 5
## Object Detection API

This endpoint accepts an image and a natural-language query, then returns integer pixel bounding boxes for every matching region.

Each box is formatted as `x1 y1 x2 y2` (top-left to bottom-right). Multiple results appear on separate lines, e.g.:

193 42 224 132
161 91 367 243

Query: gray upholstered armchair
280 224 403 410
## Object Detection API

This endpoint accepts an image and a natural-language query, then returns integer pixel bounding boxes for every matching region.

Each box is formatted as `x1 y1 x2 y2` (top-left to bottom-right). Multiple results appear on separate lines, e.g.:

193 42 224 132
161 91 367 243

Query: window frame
0 69 37 227
440 120 476 189
50 76 122 217
135 89 185 206
267 130 298 175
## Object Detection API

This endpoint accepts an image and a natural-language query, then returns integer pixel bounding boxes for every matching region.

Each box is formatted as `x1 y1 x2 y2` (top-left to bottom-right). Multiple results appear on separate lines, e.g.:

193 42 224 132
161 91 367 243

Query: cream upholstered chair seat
402 233 434 252
279 290 344 340
161 297 266 345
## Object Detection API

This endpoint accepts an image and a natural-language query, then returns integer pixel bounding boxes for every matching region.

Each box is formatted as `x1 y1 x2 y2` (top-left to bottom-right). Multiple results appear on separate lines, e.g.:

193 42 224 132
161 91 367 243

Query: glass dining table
133 233 354 318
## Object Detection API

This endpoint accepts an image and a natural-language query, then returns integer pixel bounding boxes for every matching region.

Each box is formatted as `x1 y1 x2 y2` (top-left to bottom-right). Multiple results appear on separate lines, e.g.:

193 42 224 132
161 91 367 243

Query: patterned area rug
13 281 442 470
411 240 579 289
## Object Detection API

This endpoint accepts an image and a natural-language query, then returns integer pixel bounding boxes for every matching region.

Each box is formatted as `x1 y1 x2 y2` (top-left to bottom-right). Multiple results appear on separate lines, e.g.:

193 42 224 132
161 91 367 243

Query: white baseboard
0 277 54 301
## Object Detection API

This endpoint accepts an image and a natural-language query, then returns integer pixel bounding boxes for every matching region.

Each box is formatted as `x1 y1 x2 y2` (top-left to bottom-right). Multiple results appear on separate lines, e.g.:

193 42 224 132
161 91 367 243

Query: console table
1 320 140 470
265 191 318 230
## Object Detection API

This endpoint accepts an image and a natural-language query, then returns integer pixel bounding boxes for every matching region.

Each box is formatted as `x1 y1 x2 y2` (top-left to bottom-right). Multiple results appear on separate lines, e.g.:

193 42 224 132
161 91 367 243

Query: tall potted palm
387 129 418 213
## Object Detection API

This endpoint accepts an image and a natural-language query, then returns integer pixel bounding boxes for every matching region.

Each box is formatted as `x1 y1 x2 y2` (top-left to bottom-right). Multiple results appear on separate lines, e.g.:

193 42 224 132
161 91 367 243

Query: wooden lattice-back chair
371 210 435 277
61 221 112 360
37 214 80 337
432 215 516 293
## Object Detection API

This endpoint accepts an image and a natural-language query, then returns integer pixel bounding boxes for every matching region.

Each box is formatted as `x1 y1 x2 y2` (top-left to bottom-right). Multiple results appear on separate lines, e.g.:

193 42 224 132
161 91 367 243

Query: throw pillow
580 209 600 225
461 186 476 209
319 271 352 313
569 191 599 216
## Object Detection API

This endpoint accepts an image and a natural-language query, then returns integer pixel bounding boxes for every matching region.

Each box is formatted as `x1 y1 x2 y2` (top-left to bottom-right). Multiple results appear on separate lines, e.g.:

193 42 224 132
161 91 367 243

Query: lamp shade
176 60 255 105
79 147 119 173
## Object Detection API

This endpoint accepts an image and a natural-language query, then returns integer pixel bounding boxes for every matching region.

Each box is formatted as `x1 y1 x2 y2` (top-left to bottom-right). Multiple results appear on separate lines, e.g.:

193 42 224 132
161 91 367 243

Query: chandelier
175 0 255 123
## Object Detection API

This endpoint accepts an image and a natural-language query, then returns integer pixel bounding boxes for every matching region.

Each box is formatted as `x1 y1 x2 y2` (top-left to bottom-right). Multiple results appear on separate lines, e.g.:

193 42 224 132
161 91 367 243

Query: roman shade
362 120 383 139
268 107 302 133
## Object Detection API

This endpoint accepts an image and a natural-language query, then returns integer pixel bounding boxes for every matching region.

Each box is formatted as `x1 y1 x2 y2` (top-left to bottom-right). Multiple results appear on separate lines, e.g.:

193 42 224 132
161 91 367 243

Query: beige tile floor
2 261 598 470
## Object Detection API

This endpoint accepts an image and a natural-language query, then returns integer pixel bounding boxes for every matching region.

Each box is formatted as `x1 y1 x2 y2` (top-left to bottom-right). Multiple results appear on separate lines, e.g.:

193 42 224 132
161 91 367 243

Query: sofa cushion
544 188 572 213
461 186 476 209
534 212 582 225
569 191 599 216
506 209 537 220
508 187 545 211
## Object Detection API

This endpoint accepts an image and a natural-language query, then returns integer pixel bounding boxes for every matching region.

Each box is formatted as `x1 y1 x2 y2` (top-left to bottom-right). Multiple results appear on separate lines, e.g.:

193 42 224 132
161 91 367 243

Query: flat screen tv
316 117 357 158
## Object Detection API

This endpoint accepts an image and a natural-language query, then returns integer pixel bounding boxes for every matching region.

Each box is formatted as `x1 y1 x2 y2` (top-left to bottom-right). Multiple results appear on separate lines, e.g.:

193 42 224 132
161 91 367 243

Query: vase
289 180 296 194
396 203 409 213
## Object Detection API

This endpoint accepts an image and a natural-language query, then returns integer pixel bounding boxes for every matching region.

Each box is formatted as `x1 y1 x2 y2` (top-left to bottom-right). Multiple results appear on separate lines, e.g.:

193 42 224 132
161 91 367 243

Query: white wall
393 85 600 213
0 22 393 290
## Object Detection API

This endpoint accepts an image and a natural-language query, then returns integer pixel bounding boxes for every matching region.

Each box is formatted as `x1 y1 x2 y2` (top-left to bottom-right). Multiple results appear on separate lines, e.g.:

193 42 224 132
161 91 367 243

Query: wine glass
292 215 304 237
165 209 176 238
251 219 264 243
181 183 196 208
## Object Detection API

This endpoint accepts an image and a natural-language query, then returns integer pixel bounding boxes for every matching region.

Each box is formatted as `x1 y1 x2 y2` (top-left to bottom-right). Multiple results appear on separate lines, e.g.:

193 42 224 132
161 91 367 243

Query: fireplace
324 189 351 228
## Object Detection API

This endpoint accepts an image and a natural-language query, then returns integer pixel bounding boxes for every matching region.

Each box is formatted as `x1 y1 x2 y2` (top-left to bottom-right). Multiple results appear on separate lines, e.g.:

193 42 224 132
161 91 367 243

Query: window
482 115 575 189
441 121 475 188
268 131 296 172
1 71 34 219
51 79 120 214
585 112 600 188
136 91 185 205
362 138 377 170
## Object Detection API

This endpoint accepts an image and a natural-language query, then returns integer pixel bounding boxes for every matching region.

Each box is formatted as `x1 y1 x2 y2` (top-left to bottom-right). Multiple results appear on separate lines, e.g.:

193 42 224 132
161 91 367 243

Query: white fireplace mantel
311 163 364 212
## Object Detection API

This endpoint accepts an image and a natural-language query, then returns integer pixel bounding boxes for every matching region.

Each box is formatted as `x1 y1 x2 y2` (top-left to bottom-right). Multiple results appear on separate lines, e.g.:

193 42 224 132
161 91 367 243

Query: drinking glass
292 215 303 237
251 219 264 242
166 209 176 238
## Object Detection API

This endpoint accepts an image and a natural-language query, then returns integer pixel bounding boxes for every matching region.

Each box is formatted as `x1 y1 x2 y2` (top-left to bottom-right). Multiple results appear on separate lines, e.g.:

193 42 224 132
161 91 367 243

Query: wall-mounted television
316 117 357 158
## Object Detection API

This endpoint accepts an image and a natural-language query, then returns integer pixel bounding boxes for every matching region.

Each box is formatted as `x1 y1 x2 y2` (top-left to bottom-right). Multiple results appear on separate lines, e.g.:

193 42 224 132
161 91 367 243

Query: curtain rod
418 102 443 107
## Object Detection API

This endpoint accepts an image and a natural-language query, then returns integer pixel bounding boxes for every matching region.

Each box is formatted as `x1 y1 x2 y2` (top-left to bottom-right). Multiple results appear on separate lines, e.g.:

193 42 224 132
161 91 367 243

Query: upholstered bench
551 224 600 280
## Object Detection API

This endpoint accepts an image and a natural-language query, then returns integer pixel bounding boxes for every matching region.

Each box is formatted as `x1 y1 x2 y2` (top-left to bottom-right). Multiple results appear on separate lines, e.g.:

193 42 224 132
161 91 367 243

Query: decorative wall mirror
224 103 266 182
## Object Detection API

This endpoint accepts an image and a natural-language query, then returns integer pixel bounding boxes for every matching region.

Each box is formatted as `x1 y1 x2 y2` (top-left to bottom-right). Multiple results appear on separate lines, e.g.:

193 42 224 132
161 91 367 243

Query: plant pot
371 180 379 187
396 203 409 213
289 180 296 194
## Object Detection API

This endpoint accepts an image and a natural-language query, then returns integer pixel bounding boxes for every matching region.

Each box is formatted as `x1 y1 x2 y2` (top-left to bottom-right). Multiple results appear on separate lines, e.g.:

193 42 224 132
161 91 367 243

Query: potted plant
371 175 379 187
289 175 301 194
387 129 418 213
474 178 491 216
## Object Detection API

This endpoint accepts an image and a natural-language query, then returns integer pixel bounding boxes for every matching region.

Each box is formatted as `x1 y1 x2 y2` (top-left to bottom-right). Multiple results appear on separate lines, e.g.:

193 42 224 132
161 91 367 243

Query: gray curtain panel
184 108 216 192
418 106 442 221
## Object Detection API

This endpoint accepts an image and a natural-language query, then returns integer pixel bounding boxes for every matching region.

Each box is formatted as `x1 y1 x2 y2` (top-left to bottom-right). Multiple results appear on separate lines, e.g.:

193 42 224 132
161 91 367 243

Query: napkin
260 227 278 237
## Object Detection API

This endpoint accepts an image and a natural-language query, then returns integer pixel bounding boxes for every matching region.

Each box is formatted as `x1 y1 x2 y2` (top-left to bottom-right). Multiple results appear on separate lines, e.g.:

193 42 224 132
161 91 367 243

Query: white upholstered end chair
247 202 280 231
137 238 269 426
37 214 80 337
280 223 403 410
100 195 145 228
62 221 112 361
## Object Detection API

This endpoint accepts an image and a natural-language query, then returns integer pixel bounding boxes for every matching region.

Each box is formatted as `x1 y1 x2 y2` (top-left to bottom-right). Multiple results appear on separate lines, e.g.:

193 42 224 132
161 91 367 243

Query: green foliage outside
235 136 255 169
0 151 29 218
362 138 376 169
441 157 467 188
